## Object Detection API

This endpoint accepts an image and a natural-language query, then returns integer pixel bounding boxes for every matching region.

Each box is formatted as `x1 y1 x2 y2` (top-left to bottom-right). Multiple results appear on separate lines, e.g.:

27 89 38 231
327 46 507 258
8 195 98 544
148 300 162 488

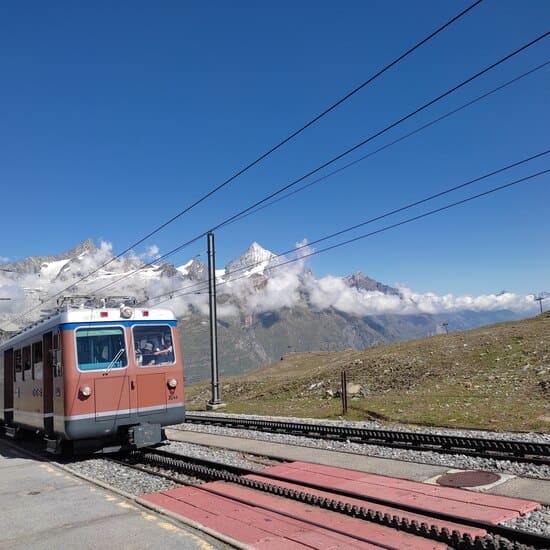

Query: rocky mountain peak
0 238 98 276
66 239 97 258
344 272 400 296
224 242 278 276
177 258 207 281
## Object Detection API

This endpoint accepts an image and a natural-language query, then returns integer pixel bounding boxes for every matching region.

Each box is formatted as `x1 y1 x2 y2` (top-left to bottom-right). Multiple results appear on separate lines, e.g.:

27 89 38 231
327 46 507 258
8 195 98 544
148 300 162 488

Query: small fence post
341 370 348 415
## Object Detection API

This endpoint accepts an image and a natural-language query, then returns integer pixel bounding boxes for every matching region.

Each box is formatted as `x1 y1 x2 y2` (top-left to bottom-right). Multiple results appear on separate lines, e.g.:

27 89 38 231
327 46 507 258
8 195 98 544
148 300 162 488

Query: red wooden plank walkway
243 473 487 537
140 461 541 549
260 461 540 522
142 484 445 549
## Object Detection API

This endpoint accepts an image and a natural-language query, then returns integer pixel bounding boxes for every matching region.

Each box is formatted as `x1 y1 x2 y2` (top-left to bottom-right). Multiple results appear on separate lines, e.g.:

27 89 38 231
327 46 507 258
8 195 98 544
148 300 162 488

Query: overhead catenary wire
227 60 550 226
149 167 549 308
213 31 549 233
143 152 549 305
12 26 547 324
34 0 484 302
91 31 550 299
21 32 548 316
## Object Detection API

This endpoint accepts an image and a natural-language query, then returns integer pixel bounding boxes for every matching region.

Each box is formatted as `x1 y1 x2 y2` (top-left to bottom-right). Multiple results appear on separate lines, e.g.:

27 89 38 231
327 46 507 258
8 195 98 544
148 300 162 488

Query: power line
86 32 550 302
14 25 547 323
144 153 548 305
22 1 483 304
90 28 540 305
152 167 549 307
101 0 484 250
227 60 550 226
280 168 549 270
213 31 549 233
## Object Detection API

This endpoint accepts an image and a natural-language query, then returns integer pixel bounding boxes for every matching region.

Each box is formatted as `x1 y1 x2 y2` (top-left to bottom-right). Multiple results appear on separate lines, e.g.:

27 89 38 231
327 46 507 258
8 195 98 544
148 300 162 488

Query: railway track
113 447 550 550
184 412 550 466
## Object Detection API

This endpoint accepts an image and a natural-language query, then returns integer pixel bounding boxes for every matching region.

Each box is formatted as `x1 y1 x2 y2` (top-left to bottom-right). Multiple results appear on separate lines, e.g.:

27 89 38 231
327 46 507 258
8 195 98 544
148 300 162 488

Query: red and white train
0 298 185 453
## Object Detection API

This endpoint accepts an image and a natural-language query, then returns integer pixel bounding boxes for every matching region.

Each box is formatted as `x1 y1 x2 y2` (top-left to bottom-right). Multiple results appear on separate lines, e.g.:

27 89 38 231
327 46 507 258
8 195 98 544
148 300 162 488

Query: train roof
0 306 177 349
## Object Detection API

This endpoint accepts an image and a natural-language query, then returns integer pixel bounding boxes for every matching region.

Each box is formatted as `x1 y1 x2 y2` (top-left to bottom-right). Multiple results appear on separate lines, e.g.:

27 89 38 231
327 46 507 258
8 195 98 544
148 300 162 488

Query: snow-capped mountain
223 241 280 278
0 239 544 381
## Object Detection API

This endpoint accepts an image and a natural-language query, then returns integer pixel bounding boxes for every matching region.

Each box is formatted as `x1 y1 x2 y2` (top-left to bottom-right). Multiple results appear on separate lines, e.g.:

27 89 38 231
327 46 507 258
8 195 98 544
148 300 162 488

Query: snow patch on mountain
40 259 71 279
223 242 279 279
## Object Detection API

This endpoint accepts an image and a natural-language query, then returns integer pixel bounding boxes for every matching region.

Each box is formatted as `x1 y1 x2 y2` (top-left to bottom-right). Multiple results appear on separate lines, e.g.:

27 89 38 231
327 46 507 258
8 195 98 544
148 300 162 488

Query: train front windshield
133 324 175 366
76 327 128 371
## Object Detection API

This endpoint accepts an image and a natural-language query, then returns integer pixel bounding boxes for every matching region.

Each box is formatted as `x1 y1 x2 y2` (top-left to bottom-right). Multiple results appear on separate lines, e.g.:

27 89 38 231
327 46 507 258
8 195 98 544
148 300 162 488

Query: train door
42 332 54 436
70 325 130 422
52 332 65 434
132 324 170 416
0 352 3 421
13 347 23 424
2 349 13 424
90 327 130 421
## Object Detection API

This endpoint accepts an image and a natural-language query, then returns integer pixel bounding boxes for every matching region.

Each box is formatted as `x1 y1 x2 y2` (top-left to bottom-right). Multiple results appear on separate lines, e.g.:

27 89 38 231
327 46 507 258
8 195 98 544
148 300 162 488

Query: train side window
22 346 31 381
14 349 22 382
32 341 43 381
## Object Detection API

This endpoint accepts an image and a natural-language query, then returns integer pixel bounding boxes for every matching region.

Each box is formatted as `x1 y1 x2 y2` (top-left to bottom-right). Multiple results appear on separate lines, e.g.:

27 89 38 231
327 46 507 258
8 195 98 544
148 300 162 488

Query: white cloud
138 245 160 261
0 239 540 332
397 286 536 314
306 275 402 315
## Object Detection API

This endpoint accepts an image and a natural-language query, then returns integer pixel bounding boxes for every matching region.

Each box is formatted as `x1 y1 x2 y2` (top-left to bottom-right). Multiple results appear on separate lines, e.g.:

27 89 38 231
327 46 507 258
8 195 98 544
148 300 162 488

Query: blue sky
1 0 548 296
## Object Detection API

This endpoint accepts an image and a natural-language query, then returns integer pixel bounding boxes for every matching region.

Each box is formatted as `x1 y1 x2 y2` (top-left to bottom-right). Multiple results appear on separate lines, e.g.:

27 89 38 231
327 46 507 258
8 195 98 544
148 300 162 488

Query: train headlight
120 306 133 319
167 378 177 389
80 385 92 398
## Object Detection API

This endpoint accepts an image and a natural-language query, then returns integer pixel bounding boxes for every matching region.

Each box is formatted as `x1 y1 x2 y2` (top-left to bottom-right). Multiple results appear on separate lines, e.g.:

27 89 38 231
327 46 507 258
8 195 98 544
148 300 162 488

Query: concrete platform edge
50 459 253 550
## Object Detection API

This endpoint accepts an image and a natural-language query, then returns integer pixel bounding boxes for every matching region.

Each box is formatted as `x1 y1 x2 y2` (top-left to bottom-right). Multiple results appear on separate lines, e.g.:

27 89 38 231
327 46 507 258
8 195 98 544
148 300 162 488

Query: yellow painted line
130 511 217 549
117 501 137 510
156 521 215 549
157 521 178 532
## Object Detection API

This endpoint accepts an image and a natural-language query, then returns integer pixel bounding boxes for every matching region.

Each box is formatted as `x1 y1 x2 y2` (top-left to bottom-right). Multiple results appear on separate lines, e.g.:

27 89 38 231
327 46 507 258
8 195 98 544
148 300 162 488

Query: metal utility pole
535 296 544 314
206 232 225 410
442 322 449 334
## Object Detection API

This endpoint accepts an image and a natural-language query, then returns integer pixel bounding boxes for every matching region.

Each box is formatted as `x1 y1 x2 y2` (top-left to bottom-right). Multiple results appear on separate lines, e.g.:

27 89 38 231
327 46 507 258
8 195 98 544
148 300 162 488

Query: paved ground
0 439 235 550
166 429 550 505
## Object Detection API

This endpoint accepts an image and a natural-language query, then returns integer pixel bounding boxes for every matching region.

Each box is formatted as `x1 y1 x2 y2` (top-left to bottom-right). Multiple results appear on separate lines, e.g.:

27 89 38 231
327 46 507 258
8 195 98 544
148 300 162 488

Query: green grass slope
186 312 550 432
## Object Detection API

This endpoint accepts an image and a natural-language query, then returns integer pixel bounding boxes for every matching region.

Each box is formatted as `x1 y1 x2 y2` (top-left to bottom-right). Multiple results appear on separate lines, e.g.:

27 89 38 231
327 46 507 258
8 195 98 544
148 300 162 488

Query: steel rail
184 412 550 464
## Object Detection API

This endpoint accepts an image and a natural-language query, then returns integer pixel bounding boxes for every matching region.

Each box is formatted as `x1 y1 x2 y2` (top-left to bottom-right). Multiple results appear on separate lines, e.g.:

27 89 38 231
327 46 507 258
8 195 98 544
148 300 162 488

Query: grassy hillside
186 312 550 433
180 306 525 384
